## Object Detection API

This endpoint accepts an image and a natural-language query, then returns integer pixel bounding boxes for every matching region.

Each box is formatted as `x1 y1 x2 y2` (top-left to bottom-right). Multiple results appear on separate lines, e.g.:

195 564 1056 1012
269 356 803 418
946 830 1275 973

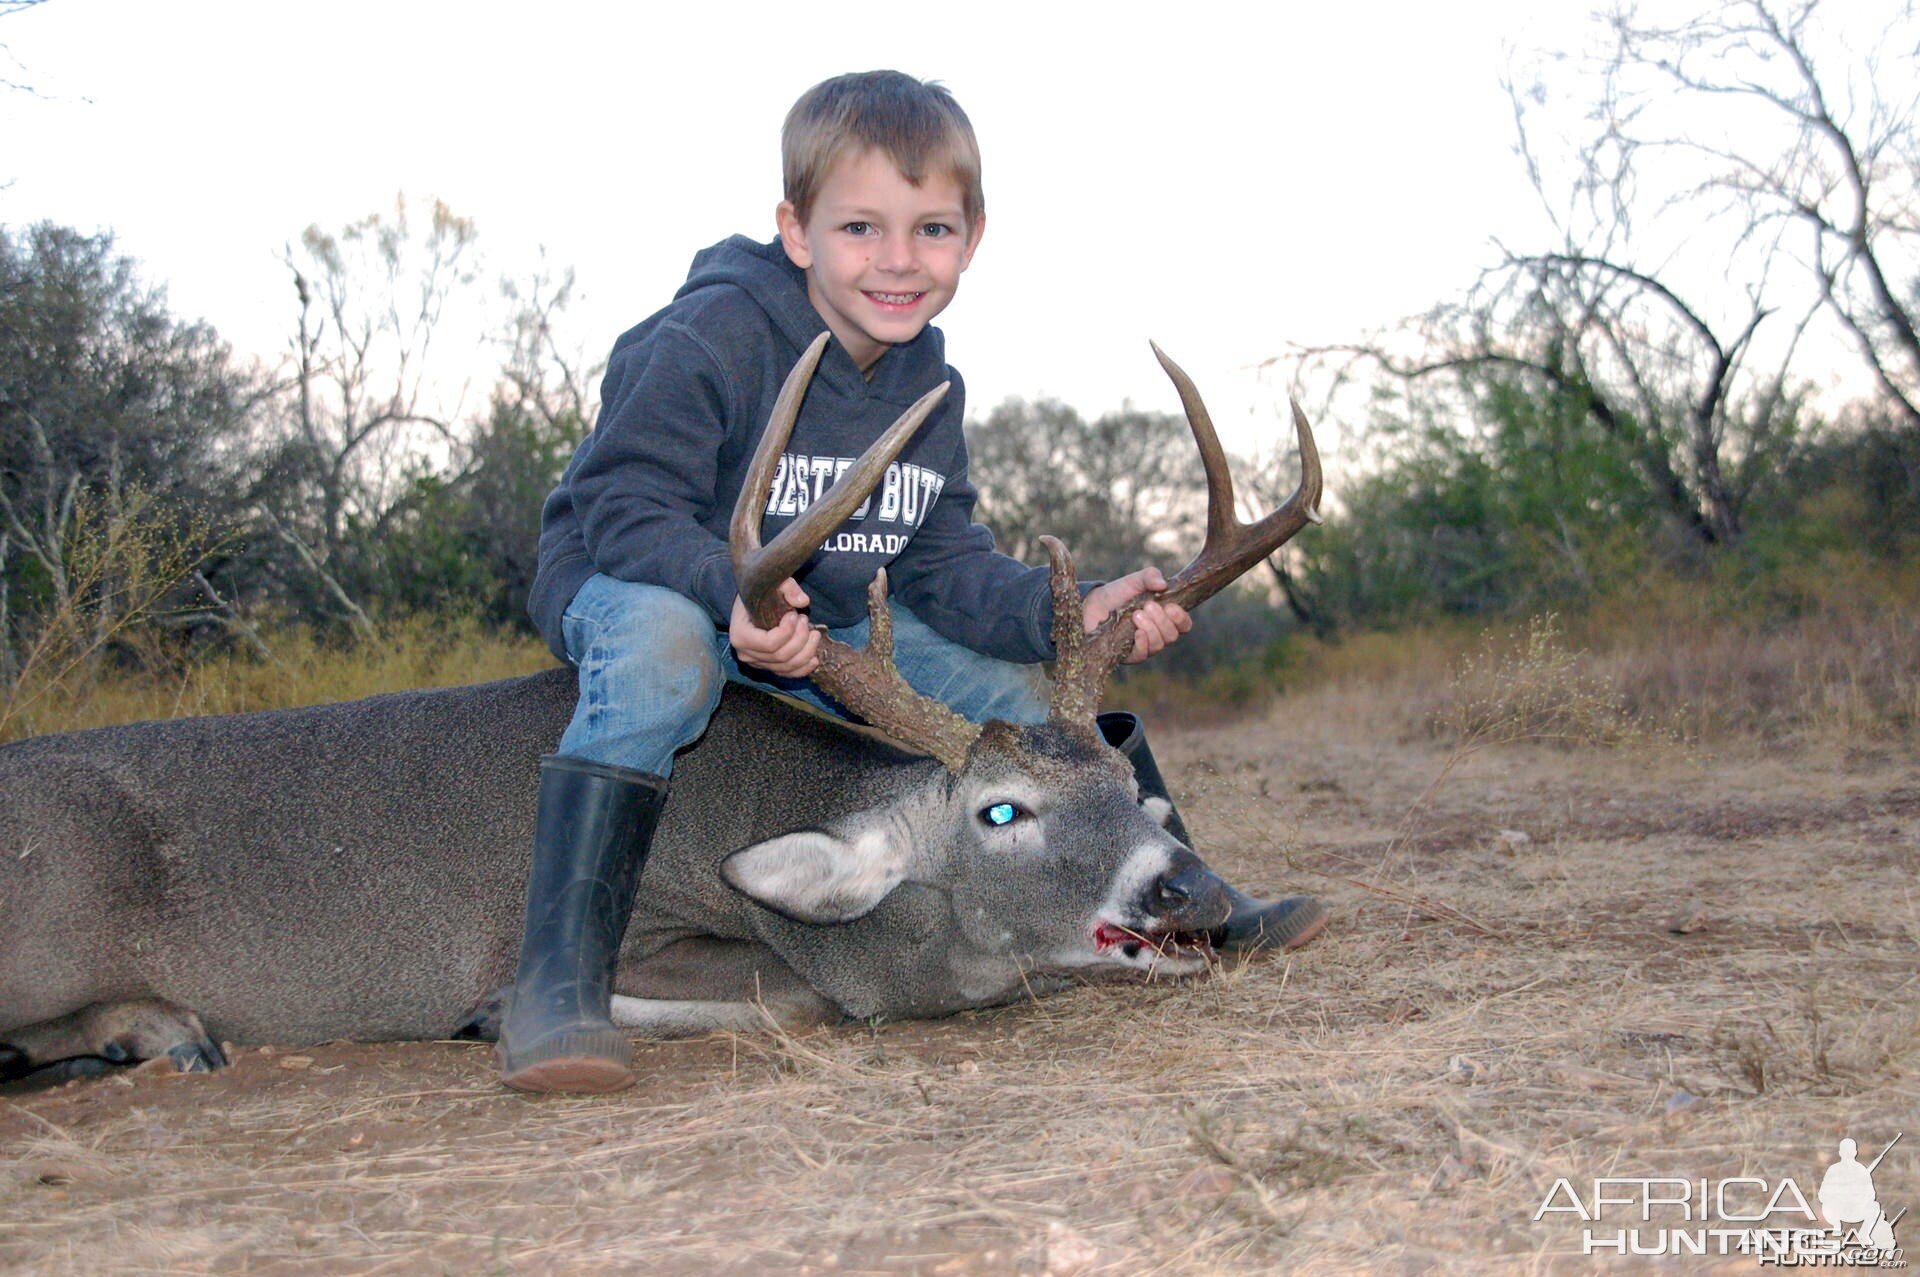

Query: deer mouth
1093 921 1215 965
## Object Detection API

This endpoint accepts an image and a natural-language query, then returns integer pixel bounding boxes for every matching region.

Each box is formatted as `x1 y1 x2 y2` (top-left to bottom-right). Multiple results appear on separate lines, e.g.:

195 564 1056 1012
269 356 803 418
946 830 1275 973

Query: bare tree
496 256 597 437
0 0 48 99
358 260 602 627
965 399 1206 581
1591 0 1920 429
1295 1 1912 549
278 195 478 559
253 196 480 629
1315 245 1810 546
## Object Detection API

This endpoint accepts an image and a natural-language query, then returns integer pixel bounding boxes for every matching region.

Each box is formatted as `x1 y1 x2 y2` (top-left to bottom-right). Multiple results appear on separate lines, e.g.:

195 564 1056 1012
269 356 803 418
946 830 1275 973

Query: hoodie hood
676 235 948 406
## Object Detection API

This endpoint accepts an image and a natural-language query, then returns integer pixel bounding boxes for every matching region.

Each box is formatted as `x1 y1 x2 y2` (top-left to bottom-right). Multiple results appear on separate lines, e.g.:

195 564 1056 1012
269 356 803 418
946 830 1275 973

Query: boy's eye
919 223 953 239
842 221 873 236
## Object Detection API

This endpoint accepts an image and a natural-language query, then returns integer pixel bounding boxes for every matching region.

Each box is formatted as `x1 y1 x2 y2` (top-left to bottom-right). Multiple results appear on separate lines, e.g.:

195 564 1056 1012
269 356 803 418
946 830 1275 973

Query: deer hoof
0 1000 223 1082
77 999 225 1074
164 1038 228 1073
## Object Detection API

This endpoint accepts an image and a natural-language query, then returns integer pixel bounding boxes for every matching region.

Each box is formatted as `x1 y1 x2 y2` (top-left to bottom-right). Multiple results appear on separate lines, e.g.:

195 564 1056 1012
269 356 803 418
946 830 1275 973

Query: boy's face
777 147 983 374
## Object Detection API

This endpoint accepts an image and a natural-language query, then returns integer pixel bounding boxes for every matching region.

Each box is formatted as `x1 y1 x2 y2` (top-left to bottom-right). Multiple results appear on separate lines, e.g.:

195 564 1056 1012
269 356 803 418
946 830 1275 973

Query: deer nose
1150 849 1230 930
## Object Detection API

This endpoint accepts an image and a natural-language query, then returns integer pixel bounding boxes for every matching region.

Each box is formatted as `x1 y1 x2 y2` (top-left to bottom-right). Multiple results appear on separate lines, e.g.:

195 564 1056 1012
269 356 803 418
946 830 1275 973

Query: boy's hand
1082 567 1192 665
730 579 820 678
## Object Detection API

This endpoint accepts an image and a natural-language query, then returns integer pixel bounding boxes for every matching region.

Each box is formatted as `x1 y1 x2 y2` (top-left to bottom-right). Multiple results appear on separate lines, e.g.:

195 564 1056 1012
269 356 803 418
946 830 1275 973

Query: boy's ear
775 201 812 269
961 210 986 271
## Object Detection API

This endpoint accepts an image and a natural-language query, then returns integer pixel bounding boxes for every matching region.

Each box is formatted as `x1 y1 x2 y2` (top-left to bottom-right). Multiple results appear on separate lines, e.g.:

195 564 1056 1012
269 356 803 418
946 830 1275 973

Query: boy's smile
777 147 983 374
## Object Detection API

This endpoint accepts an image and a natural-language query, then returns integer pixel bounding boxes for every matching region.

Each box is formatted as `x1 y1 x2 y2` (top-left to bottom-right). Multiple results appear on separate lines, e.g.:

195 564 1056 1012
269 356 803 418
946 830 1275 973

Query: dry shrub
1425 614 1644 750
1560 555 1920 741
1292 618 1488 691
1112 648 1297 727
1 491 222 744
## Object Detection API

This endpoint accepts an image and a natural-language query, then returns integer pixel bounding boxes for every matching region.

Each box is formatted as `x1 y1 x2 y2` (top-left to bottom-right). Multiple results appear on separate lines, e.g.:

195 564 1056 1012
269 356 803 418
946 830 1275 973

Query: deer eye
980 802 1026 827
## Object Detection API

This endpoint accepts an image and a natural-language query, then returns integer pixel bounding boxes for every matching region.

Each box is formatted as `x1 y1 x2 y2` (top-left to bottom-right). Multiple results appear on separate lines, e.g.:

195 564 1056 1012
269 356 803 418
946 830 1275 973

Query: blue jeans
555 573 1050 776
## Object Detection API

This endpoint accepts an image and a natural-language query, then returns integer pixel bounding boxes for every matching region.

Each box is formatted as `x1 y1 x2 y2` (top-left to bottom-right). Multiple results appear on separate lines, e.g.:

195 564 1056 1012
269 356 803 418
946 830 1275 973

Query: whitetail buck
0 341 1321 1080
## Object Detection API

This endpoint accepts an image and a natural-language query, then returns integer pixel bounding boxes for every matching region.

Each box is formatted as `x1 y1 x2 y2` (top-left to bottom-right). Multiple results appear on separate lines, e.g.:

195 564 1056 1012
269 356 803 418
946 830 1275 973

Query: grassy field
2 599 1917 1273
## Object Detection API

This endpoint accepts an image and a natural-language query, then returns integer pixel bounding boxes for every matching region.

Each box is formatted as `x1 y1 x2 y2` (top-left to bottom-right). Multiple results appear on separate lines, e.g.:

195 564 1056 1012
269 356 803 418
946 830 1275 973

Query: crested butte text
764 453 947 532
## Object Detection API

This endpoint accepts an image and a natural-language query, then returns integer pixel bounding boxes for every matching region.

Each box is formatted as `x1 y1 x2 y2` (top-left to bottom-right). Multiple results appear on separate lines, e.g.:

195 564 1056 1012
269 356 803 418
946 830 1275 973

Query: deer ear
720 822 911 925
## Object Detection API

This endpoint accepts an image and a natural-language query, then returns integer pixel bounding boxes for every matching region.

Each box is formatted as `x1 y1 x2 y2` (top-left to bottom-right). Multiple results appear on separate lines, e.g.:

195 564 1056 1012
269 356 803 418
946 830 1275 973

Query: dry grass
1590 604 1920 741
5 627 1918 1273
5 616 556 743
1264 563 1920 751
17 553 1919 753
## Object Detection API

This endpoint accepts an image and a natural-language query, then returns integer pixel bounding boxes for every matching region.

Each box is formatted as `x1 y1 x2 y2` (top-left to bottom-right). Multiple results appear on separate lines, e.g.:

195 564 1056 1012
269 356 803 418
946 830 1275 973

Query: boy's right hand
730 579 820 678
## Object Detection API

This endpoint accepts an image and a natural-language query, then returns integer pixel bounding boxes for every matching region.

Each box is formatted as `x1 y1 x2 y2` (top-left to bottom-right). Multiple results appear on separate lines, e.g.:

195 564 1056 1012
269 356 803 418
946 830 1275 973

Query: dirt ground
3 681 1916 1275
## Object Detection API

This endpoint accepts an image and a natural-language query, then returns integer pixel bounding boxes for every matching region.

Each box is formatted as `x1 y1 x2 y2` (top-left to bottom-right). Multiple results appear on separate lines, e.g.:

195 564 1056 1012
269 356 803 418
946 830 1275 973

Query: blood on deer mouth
1093 921 1214 962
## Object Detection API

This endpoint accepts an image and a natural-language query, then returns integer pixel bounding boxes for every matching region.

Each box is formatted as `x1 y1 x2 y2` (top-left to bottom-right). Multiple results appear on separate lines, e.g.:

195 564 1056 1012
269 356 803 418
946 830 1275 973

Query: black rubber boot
1097 710 1329 953
497 756 667 1094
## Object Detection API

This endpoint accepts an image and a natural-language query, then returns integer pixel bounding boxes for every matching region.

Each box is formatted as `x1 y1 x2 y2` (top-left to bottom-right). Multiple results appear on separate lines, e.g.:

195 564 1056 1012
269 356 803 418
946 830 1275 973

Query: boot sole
1276 903 1330 951
500 1054 636 1094
497 1026 636 1094
1220 897 1331 953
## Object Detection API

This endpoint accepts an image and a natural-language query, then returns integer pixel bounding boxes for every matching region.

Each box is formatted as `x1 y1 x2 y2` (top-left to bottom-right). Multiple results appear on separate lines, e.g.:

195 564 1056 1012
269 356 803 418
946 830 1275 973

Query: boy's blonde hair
782 71 984 232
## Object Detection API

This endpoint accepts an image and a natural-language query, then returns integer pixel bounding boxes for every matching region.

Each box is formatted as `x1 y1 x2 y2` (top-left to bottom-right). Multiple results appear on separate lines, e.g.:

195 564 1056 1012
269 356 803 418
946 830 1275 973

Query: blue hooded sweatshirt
528 235 1060 665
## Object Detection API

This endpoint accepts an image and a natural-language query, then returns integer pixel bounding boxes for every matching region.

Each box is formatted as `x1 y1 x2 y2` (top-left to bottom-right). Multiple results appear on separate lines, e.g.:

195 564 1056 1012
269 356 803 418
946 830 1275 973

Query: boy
500 71 1321 1094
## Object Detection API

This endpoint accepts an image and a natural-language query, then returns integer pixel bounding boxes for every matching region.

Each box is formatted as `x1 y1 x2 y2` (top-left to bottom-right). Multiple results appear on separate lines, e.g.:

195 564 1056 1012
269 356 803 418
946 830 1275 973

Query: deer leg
1097 710 1329 953
609 996 831 1036
618 936 840 1035
457 935 839 1043
0 999 227 1079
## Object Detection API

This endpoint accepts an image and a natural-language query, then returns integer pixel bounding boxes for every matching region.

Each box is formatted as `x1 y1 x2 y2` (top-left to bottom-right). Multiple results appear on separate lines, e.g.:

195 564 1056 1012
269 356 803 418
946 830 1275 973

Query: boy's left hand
1082 567 1192 664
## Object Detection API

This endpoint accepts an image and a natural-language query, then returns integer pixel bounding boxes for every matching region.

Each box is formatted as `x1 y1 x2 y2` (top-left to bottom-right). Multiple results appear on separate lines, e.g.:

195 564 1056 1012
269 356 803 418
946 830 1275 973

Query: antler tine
730 331 829 620
1150 340 1239 548
730 331 952 628
1157 387 1323 616
727 338 981 771
811 570 983 773
1054 344 1326 722
1040 536 1100 724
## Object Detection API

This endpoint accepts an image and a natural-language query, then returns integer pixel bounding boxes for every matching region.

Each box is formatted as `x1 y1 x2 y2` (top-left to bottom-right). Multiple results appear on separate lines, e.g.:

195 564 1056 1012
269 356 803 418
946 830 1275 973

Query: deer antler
731 339 1324 759
729 332 984 771
1045 342 1324 723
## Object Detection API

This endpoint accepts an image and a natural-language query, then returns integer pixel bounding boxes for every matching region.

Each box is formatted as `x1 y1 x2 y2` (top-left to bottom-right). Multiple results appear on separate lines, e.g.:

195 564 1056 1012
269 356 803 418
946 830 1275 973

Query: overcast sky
1 0 1861 459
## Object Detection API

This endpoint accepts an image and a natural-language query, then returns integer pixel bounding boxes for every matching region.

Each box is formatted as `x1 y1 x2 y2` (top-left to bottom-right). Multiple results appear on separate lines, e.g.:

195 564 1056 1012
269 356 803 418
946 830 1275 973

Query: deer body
0 671 1212 1067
